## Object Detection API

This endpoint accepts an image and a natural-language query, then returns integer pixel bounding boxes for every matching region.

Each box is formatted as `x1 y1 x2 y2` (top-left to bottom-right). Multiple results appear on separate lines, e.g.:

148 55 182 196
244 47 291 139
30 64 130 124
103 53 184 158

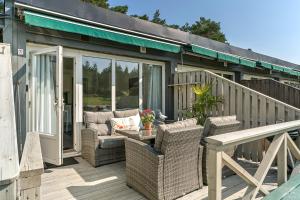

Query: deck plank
41 157 278 200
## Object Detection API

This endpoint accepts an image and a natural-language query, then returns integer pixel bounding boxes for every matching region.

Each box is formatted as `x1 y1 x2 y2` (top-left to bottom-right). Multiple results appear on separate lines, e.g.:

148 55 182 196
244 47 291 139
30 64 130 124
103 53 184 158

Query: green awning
24 11 181 53
239 58 256 68
258 61 272 69
272 64 285 72
191 45 218 58
217 52 240 64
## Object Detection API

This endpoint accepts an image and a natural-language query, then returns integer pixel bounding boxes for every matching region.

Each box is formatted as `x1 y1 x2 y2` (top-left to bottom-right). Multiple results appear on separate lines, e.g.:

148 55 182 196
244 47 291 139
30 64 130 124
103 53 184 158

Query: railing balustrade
206 120 300 200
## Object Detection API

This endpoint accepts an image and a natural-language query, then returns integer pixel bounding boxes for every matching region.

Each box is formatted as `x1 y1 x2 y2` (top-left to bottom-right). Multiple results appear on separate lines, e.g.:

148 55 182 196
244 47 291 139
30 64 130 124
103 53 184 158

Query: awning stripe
239 59 256 68
191 45 218 58
217 52 240 64
24 11 181 53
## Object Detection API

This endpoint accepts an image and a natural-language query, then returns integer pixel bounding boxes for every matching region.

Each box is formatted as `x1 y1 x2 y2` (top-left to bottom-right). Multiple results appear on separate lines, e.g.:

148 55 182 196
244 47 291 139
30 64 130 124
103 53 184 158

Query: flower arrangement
140 109 155 130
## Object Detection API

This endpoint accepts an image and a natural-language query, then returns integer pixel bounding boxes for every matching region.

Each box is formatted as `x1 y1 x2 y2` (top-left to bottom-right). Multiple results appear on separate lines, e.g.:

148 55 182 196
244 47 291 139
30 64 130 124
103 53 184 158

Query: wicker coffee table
116 128 157 143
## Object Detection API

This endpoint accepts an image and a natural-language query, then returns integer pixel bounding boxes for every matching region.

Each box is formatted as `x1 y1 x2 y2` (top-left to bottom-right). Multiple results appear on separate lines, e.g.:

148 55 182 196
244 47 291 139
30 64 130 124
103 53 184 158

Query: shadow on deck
41 157 277 200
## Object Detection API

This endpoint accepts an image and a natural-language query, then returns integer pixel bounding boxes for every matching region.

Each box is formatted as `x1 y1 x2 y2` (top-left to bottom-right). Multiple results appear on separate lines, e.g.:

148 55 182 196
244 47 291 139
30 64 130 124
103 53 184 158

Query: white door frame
27 43 166 155
27 45 64 165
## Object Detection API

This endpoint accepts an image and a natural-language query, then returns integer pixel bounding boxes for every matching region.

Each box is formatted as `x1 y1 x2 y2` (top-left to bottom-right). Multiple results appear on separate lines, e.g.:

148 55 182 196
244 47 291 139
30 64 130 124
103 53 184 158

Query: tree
151 10 166 25
110 5 128 14
82 0 109 8
131 14 149 21
184 17 227 43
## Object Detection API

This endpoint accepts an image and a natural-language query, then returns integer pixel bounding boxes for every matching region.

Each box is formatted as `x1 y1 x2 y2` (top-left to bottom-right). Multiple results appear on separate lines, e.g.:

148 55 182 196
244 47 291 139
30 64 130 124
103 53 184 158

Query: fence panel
170 70 300 161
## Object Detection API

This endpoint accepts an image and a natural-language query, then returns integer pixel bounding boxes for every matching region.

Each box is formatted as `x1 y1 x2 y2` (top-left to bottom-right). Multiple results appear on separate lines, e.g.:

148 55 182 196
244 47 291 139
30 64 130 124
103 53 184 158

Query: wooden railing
170 70 300 161
0 44 19 200
19 132 44 200
206 120 300 200
241 79 300 109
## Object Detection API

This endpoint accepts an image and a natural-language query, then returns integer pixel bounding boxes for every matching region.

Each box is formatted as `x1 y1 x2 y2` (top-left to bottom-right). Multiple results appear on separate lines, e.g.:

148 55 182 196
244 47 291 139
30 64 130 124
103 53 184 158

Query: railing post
277 133 287 185
208 148 222 200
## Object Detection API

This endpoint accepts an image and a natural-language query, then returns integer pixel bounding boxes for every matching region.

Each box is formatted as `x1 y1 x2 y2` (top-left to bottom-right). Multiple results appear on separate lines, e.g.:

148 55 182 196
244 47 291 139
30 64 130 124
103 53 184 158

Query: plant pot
144 122 152 130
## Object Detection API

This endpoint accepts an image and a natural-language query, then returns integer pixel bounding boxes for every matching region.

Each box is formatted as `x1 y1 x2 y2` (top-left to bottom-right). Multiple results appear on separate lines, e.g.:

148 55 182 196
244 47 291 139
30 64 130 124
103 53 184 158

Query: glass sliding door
82 56 112 111
116 61 139 109
142 64 162 113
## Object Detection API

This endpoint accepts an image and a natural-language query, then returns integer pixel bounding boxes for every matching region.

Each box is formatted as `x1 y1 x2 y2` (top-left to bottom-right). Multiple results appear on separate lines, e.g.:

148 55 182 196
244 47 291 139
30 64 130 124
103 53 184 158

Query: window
82 56 112 111
143 64 162 112
116 61 139 109
82 55 165 113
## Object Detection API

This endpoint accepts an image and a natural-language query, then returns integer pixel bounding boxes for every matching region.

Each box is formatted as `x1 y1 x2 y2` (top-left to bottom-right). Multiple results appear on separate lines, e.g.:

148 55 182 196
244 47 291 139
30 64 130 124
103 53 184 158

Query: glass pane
82 56 112 111
32 53 57 134
142 64 162 113
116 60 139 109
0 0 4 14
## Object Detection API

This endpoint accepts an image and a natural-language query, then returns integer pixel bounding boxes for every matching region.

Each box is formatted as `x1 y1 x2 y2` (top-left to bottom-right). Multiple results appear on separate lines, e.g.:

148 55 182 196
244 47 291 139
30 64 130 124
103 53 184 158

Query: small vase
144 122 152 130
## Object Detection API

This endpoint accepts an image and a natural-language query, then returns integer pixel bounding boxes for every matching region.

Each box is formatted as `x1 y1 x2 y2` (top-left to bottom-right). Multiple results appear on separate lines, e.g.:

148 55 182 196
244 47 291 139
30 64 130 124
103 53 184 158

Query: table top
116 128 157 141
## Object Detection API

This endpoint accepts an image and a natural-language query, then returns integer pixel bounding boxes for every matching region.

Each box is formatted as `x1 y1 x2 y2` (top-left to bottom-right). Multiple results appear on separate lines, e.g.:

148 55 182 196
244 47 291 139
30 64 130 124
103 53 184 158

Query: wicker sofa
81 109 139 167
201 115 241 185
125 118 203 200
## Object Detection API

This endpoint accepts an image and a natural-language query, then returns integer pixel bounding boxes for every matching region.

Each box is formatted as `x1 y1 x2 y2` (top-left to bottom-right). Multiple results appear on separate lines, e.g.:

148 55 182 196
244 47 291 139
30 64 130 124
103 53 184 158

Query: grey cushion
154 118 198 152
88 123 111 136
84 111 114 124
113 109 139 118
202 115 240 138
98 135 127 149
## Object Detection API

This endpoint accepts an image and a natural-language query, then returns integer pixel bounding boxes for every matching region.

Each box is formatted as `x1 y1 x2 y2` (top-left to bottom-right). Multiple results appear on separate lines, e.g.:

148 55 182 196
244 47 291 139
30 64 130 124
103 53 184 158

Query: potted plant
186 83 223 125
140 109 155 130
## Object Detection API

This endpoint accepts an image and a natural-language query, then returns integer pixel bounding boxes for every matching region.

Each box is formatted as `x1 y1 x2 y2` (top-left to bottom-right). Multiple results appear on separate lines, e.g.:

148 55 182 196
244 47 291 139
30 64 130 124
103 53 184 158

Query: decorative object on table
153 110 167 126
140 109 155 130
185 83 223 125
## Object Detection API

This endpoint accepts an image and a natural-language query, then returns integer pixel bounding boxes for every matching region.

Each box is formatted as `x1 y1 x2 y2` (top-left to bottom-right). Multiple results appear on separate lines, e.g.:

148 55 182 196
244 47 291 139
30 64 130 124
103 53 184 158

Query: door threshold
63 150 81 158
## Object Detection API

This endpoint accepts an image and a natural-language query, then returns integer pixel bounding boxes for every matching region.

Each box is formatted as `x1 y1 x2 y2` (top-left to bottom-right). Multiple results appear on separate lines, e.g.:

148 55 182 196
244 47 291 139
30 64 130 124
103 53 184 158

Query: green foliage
183 17 227 43
110 5 128 14
186 84 223 125
131 14 149 21
151 10 166 25
82 0 109 8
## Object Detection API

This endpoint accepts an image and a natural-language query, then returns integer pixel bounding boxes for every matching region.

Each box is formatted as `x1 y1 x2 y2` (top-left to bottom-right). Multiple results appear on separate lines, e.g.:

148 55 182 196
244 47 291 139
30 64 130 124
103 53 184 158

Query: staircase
170 70 300 161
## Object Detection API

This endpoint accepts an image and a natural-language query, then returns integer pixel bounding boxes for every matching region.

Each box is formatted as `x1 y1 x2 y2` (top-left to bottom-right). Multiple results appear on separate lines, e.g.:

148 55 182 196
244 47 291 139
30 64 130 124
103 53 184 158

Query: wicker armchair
125 122 203 200
81 109 139 167
201 115 241 185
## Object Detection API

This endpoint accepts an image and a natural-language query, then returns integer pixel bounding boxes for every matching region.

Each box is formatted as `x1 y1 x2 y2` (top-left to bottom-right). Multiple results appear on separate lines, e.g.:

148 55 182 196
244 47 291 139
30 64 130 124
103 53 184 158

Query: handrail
206 120 300 200
206 120 300 149
0 44 19 186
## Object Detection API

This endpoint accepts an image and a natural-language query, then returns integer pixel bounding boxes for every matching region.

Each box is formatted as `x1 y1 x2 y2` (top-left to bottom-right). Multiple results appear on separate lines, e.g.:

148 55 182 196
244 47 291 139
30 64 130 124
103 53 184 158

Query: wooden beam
207 149 222 200
242 133 285 200
222 152 269 196
287 134 300 160
277 133 287 185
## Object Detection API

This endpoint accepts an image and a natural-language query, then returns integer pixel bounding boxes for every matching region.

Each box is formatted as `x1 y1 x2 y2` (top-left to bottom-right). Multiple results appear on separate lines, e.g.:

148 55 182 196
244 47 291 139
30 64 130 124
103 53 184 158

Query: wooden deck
41 157 278 200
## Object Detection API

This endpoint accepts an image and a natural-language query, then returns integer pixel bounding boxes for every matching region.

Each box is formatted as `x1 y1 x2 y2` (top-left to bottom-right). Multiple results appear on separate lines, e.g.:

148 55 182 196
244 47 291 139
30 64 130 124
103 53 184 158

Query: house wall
4 2 299 153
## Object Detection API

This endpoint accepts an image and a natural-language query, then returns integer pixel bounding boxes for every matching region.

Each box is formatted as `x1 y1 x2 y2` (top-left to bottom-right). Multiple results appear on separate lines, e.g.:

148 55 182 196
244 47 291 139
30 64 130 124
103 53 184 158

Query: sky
110 0 300 65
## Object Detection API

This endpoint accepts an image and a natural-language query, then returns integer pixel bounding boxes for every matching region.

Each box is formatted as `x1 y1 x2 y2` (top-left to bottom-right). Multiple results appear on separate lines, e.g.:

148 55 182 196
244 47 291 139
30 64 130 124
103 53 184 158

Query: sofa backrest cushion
113 109 139 118
154 118 198 152
83 111 114 136
110 114 141 134
202 115 240 139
